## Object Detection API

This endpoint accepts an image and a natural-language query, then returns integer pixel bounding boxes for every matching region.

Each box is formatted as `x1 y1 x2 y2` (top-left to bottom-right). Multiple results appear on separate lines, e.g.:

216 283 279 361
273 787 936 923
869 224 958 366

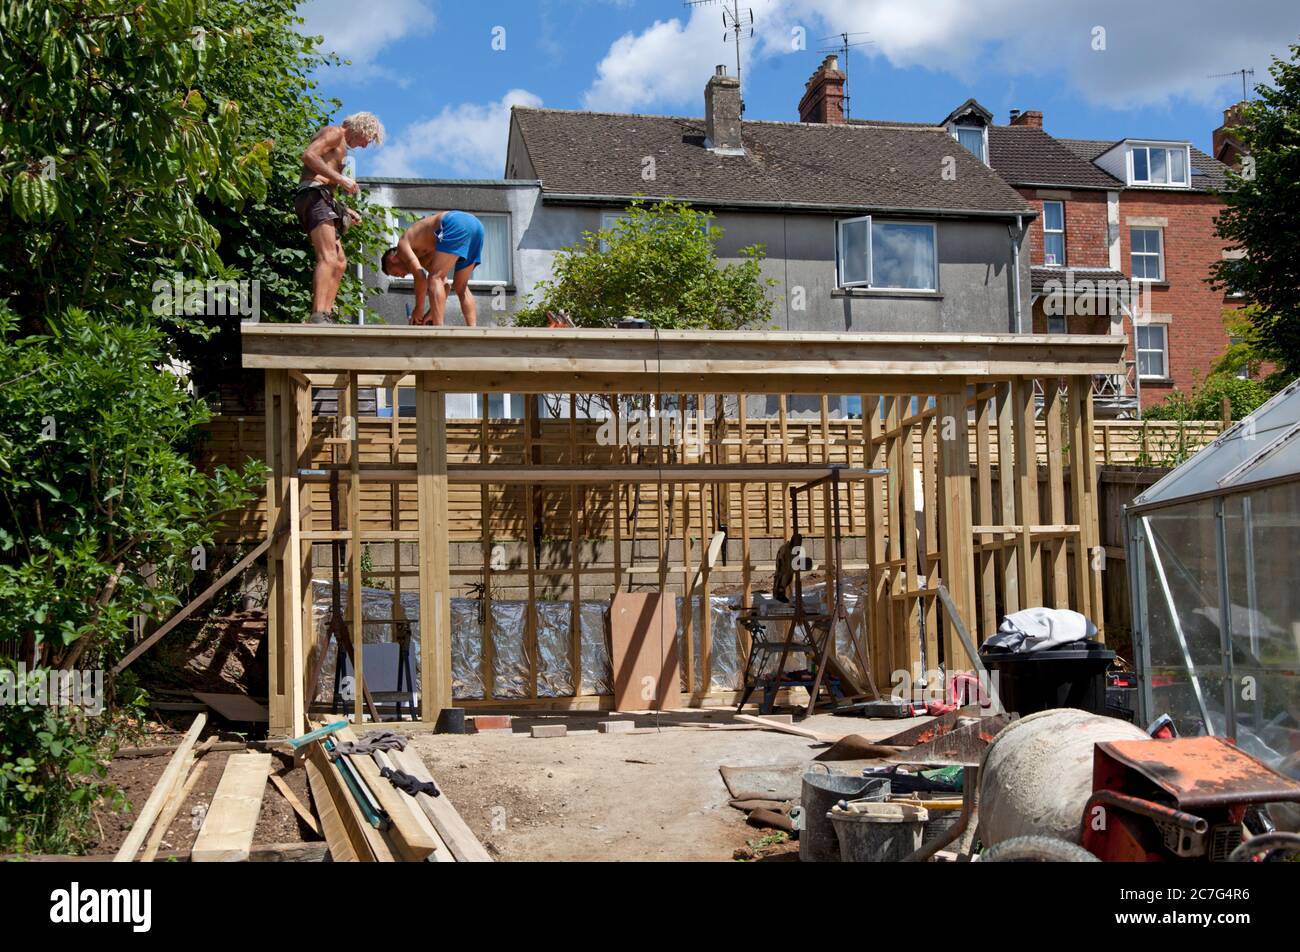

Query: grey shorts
294 184 348 235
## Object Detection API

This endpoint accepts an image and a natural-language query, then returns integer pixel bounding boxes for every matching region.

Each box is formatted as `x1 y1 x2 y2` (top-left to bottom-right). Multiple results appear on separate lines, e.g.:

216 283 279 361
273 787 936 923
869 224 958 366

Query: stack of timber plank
302 723 491 862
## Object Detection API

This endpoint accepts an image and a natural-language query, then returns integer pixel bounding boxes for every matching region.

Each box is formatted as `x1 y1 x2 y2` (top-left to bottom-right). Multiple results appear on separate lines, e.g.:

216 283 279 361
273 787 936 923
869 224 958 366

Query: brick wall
1118 191 1241 407
1019 187 1110 269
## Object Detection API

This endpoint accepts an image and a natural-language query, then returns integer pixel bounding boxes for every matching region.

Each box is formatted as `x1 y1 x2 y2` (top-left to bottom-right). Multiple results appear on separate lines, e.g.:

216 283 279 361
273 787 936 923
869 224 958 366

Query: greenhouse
1126 380 1300 769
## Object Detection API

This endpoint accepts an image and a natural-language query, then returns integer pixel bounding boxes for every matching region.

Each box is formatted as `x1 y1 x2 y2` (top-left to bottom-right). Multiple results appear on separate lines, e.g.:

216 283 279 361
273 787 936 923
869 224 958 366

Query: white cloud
583 10 739 112
584 0 1298 113
298 0 437 80
366 89 544 179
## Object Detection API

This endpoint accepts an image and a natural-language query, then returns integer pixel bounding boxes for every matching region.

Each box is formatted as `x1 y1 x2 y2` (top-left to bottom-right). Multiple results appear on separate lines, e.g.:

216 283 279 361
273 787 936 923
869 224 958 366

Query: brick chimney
704 65 744 152
799 54 846 125
1009 109 1043 128
1213 102 1248 168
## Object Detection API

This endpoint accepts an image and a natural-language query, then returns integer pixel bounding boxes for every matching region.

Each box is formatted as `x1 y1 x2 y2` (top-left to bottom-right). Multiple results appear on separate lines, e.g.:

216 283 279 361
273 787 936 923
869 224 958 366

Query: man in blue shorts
381 210 484 326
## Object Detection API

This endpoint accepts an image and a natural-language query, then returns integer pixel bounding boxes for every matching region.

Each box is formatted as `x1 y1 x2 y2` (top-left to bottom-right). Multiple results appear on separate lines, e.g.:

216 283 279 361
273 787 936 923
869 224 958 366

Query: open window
836 217 937 292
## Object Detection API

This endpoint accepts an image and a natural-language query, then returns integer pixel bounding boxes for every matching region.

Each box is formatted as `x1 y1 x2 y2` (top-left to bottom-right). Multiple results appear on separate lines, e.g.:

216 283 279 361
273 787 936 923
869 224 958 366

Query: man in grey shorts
296 112 385 323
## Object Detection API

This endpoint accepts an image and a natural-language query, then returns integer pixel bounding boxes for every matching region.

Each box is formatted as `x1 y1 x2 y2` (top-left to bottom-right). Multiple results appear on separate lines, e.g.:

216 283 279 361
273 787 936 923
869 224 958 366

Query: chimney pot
716 64 726 77
1009 109 1043 128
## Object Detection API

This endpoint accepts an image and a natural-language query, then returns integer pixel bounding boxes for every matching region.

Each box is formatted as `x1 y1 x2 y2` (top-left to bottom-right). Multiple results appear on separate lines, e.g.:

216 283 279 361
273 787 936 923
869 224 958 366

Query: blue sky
298 0 1300 180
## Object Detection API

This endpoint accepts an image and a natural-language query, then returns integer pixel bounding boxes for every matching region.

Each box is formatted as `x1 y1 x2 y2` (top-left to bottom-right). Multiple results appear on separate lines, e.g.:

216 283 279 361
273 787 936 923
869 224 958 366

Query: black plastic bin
979 640 1115 717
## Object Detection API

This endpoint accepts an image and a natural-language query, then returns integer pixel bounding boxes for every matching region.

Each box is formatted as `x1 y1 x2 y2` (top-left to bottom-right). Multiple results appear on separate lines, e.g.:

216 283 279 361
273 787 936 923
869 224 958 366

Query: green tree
514 199 776 329
1211 41 1300 386
1144 371 1270 422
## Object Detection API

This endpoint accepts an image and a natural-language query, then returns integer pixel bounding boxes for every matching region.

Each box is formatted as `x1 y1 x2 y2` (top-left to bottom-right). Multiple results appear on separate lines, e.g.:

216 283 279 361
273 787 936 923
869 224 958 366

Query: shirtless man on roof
295 112 385 323
380 211 484 327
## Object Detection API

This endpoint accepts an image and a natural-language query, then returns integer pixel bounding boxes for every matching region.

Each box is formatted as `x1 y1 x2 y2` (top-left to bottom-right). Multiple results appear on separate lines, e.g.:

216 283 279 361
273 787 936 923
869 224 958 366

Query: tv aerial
817 31 873 119
1208 68 1256 101
684 0 754 97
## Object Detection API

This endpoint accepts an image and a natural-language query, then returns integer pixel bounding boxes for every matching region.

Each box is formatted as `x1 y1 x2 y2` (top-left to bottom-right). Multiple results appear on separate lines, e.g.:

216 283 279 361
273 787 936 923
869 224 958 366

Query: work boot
307 311 329 324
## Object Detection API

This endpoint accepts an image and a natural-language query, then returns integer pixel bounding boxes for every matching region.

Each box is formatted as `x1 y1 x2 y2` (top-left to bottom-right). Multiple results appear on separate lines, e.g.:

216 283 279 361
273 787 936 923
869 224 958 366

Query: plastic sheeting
675 595 743 690
309 581 423 705
304 577 634 702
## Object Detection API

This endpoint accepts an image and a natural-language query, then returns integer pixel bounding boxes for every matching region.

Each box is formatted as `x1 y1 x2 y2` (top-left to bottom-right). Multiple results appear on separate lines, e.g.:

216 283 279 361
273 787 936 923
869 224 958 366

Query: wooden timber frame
246 325 1126 735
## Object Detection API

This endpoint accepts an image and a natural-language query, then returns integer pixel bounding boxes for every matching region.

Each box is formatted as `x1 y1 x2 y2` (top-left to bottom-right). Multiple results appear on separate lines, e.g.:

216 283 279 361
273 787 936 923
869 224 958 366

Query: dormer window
1129 144 1190 186
941 100 993 166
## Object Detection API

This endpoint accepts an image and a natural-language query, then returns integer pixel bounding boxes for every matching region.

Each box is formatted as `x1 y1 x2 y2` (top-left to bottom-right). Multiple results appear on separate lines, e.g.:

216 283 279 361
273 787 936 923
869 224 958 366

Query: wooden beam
1069 375 1105 636
112 535 276 675
1044 382 1070 608
241 326 1129 387
114 714 208 861
1011 378 1042 608
390 747 492 862
937 391 976 672
140 758 208 863
416 379 453 722
192 752 272 862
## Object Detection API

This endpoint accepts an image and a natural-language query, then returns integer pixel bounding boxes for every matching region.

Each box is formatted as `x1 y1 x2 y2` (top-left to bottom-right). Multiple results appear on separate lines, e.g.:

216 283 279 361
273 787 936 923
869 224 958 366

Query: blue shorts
435 211 484 273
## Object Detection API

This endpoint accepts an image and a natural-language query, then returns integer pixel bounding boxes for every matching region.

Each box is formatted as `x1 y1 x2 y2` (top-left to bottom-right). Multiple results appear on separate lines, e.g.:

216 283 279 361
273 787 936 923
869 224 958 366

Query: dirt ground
96 738 316 857
90 708 925 862
412 710 920 862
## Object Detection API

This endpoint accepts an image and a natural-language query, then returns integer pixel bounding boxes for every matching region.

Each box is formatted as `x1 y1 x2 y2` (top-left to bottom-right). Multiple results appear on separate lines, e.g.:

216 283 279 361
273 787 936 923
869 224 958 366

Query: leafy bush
0 670 125 855
0 304 265 669
514 199 777 329
1144 372 1271 422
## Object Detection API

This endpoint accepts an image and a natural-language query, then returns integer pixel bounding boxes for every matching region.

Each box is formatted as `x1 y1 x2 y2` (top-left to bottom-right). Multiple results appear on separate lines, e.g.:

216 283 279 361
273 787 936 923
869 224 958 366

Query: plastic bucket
829 802 928 863
799 769 889 863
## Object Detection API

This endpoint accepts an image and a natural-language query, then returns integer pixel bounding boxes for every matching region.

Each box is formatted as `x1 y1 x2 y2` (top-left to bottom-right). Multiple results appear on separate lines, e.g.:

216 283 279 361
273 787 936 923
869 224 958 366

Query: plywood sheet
610 592 680 711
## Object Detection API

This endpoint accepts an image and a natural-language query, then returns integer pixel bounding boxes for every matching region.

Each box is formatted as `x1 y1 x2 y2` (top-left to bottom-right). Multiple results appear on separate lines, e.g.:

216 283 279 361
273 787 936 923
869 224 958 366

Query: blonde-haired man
296 112 385 323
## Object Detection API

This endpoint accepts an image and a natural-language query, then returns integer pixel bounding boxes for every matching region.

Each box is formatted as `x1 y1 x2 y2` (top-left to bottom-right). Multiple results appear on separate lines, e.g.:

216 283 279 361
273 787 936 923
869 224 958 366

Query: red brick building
947 101 1242 414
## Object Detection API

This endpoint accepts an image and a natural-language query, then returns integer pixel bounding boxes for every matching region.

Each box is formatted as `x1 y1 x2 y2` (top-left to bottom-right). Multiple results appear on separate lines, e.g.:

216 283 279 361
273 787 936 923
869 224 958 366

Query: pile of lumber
300 721 491 863
113 713 275 863
113 714 490 863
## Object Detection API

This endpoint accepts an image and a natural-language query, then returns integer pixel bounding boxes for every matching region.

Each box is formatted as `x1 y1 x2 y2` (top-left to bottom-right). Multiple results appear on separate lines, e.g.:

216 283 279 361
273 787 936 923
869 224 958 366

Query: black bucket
799 768 890 862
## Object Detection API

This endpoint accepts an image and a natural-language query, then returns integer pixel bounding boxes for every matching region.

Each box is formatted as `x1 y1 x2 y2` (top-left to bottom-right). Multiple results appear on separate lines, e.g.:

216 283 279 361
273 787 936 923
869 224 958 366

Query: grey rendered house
501 65 1034 336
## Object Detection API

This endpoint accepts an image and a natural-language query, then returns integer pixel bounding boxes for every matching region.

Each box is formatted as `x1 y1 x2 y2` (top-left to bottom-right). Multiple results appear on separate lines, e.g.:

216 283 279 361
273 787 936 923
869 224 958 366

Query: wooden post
975 392 997 636
1044 381 1069 608
937 390 976 671
480 393 494 704
997 383 1020 615
1069 376 1105 638
1012 378 1042 607
285 377 308 735
263 371 289 734
416 377 453 721
523 395 539 700
568 393 581 697
347 373 363 724
864 395 889 691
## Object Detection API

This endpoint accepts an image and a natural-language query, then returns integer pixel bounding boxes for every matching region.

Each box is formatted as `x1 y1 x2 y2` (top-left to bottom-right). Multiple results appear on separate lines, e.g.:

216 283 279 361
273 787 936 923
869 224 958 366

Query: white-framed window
954 125 987 164
1136 325 1168 379
1129 144 1190 187
1130 227 1164 282
1042 201 1066 267
386 209 512 284
836 217 937 292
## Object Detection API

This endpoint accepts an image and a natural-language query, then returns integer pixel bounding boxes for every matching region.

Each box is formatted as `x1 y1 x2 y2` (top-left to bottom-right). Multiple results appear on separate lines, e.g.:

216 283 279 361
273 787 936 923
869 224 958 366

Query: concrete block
598 720 635 734
530 724 567 739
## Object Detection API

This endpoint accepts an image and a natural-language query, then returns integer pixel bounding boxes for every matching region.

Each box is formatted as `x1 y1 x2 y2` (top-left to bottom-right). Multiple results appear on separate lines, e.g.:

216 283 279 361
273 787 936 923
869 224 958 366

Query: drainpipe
1009 216 1024 334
